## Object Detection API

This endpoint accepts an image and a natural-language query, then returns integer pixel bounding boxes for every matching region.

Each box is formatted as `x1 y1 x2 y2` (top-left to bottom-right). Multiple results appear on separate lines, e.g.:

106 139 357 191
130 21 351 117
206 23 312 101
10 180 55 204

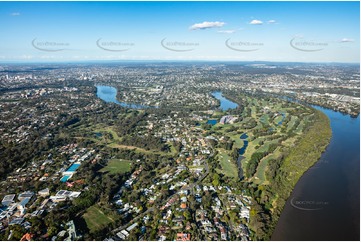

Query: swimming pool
66 163 81 172
60 175 70 182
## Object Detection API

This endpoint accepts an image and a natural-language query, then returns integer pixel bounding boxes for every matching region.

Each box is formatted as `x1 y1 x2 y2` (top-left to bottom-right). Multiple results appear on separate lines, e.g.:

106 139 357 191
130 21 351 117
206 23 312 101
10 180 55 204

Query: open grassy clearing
252 148 281 185
259 114 270 125
273 115 283 125
100 159 131 174
93 126 122 141
229 133 245 148
256 139 280 153
108 143 160 154
216 149 238 179
75 122 172 156
83 205 116 233
251 106 257 119
295 119 306 133
287 116 298 132
212 111 224 117
250 136 268 146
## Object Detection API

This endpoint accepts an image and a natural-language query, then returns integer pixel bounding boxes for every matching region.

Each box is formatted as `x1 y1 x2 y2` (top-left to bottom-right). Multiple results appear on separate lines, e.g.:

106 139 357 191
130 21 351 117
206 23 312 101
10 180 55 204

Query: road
111 145 212 239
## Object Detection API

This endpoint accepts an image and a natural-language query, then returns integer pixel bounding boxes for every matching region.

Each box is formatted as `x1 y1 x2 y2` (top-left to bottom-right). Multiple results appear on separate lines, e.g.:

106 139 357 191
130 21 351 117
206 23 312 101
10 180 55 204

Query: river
97 86 360 240
272 106 360 240
210 91 360 240
96 85 148 109
211 91 239 110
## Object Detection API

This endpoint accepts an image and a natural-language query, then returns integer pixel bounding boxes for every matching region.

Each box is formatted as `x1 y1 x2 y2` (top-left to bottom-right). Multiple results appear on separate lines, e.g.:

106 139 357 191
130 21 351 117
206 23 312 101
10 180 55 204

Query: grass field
253 149 281 185
295 118 307 133
287 116 298 132
259 114 270 125
256 139 279 153
94 126 122 143
100 159 131 174
273 115 283 125
77 123 170 156
229 133 245 148
83 205 116 232
212 111 224 117
216 149 238 179
251 106 257 119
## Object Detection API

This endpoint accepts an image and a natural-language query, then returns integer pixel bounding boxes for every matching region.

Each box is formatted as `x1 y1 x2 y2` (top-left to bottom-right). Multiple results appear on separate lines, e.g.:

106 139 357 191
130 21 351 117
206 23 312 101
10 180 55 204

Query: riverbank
272 106 360 240
96 85 149 109
277 93 359 118
98 86 336 240
248 108 331 240
214 91 333 240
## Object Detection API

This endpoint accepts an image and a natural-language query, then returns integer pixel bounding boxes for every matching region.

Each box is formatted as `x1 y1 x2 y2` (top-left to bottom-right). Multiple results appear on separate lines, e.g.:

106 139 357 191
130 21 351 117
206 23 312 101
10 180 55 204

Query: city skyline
0 1 360 63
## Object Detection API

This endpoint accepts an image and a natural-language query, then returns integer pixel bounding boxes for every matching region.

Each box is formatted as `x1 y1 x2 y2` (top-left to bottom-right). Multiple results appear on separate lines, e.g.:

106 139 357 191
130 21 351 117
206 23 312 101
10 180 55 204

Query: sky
0 1 359 63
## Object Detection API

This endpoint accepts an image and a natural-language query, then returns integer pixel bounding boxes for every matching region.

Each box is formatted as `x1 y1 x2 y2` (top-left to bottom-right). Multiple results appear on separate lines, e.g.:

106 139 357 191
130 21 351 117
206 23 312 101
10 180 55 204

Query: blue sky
0 1 359 63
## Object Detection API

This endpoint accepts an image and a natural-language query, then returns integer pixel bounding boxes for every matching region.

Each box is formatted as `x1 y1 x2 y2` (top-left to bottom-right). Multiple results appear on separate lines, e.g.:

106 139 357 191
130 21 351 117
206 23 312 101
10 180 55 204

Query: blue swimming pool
60 175 70 182
66 163 81 172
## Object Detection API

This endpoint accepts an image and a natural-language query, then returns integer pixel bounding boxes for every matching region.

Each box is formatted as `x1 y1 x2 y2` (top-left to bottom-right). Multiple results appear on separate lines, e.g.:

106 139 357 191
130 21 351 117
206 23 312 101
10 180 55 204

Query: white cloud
268 20 277 24
340 38 354 43
217 30 236 34
249 19 263 25
11 12 20 16
189 21 225 30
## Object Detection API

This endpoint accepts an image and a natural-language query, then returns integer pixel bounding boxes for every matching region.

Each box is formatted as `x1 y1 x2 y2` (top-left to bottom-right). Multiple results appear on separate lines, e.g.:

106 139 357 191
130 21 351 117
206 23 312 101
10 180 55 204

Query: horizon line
0 60 359 65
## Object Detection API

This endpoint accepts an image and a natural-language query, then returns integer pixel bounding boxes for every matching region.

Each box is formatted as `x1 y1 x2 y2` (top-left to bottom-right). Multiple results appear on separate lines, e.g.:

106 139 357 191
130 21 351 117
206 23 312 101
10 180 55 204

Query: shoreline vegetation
248 108 332 240
0 85 333 241
96 86 333 240
0 62 356 241
216 91 332 240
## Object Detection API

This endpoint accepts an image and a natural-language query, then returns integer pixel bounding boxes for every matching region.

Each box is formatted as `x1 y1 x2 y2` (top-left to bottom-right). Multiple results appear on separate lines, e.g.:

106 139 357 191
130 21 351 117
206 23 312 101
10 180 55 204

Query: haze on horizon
0 1 359 63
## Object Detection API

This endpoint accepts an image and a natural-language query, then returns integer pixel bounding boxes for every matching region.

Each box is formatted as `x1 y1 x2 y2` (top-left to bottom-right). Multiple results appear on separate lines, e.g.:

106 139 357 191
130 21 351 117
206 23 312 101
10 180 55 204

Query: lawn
295 118 307 133
273 115 283 126
256 139 279 153
107 143 169 156
83 205 116 232
100 158 131 174
94 126 122 142
212 123 232 132
229 133 245 148
211 110 225 118
216 150 238 179
75 124 123 147
250 106 257 119
253 149 281 185
259 114 270 125
287 116 298 132
243 139 256 162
